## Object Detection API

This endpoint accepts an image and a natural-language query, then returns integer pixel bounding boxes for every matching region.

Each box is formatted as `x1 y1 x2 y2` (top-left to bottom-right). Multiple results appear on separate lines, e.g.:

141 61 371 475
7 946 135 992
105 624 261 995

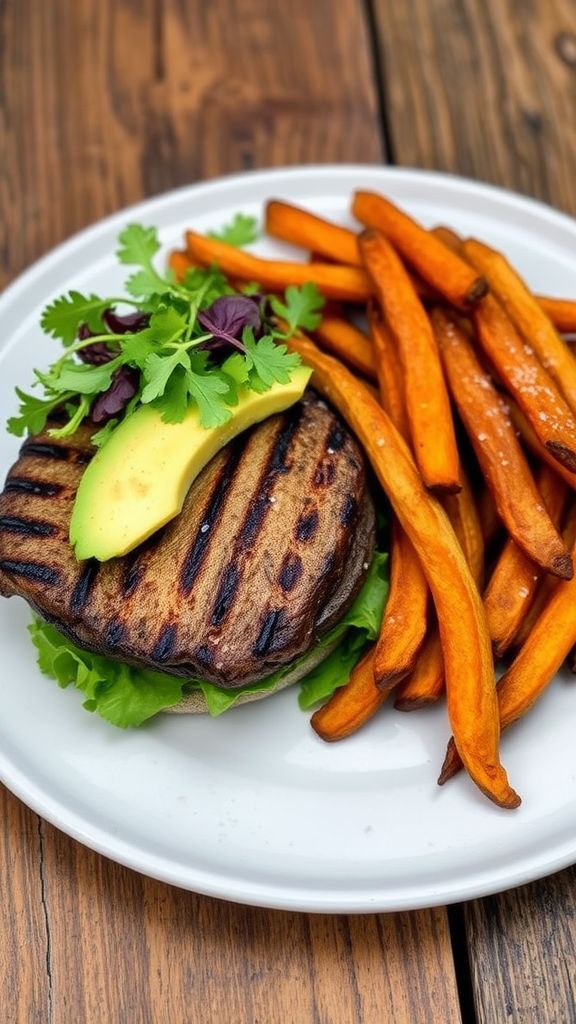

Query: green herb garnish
7 220 324 443
207 212 259 247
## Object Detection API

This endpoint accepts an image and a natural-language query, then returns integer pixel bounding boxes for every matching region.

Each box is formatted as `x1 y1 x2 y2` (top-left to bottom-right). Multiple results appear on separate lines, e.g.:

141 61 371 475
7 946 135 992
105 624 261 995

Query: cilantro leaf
124 268 166 299
37 357 122 395
41 291 109 345
119 330 159 367
148 305 188 343
7 388 71 438
271 283 324 334
207 212 259 247
117 224 160 267
12 219 320 445
221 352 250 385
140 350 189 404
243 329 301 389
154 366 190 423
185 357 232 427
117 224 168 299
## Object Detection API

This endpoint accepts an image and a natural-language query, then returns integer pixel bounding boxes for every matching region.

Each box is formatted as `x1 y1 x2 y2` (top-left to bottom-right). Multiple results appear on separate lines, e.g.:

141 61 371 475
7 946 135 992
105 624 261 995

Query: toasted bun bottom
164 636 342 715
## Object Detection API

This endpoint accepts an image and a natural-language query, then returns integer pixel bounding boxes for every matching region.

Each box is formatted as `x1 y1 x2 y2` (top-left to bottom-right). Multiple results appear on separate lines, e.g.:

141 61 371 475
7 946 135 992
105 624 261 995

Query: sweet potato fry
368 304 428 688
352 191 487 310
430 227 576 332
484 466 568 657
465 238 576 416
394 631 444 711
512 507 576 651
463 252 576 473
442 470 485 590
168 249 194 282
311 647 386 741
433 307 572 578
314 316 377 381
367 302 410 437
373 521 429 691
431 225 463 252
478 487 502 546
359 230 461 494
509 570 557 654
440 508 576 785
536 296 576 334
288 331 519 808
185 230 371 302
508 401 576 490
265 200 360 266
394 468 484 710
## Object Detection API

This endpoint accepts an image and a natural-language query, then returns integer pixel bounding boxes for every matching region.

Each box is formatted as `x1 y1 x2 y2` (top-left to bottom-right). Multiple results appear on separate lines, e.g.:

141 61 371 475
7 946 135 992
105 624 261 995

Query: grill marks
278 553 303 592
340 494 358 526
121 530 166 598
122 558 144 597
253 609 284 657
295 508 319 541
180 441 243 597
152 624 177 662
0 516 58 537
0 396 376 689
0 560 61 585
5 477 64 498
69 560 99 615
211 565 240 626
21 441 92 465
105 619 125 647
313 461 336 487
209 405 304 627
238 405 303 547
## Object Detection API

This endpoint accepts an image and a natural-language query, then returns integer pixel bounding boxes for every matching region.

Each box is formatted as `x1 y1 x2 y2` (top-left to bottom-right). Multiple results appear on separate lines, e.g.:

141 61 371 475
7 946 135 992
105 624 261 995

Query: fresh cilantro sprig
7 220 323 444
271 283 324 334
207 212 259 247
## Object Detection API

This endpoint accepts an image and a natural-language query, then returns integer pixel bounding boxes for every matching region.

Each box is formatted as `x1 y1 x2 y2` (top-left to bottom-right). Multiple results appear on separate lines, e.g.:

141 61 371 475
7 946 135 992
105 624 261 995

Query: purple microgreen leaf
91 366 140 424
103 309 151 334
198 295 261 352
78 341 117 366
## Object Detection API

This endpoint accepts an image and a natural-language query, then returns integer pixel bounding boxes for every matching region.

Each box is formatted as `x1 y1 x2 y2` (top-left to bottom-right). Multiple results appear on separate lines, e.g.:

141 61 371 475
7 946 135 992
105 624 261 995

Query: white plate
1 166 576 913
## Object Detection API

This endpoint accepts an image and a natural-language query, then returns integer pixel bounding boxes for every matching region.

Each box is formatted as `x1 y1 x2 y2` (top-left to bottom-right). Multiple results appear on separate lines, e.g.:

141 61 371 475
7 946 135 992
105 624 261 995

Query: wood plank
466 868 576 1024
0 794 49 1024
39 825 462 1024
0 1 463 1021
370 0 576 213
0 0 383 288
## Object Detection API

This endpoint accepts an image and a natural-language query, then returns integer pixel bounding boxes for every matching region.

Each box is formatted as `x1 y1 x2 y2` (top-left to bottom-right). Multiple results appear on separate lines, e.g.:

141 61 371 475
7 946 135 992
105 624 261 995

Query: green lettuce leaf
29 620 185 727
28 548 388 726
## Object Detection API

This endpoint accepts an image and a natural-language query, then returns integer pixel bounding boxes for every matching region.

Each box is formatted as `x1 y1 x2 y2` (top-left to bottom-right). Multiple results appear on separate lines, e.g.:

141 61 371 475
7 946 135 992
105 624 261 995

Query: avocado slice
70 366 312 561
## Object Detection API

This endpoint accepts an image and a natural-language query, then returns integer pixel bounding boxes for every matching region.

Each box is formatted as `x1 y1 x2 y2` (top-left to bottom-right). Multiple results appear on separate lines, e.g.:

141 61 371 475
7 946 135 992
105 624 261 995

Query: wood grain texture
0 1 463 1022
0 0 382 288
38 825 462 1024
370 0 576 213
0 794 49 1024
466 868 576 1023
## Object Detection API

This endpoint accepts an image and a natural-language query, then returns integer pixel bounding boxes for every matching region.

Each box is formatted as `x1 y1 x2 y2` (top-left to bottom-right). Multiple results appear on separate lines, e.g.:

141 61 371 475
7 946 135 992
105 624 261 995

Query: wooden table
2 2 576 1021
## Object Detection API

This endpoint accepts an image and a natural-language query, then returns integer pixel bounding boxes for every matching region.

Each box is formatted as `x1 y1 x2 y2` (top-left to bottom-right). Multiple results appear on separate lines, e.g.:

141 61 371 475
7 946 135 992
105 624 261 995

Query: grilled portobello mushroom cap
0 392 376 689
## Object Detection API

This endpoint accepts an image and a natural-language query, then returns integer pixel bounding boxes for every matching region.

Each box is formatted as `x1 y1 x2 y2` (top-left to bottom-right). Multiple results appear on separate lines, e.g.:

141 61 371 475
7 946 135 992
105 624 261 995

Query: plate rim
2 163 576 913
